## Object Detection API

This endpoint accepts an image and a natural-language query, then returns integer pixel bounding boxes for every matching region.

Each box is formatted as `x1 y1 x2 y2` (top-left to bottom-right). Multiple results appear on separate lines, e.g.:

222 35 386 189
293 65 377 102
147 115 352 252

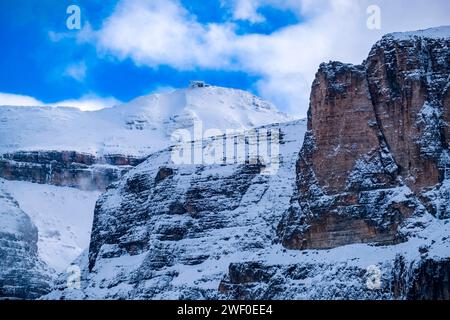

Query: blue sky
0 0 449 115
0 0 300 106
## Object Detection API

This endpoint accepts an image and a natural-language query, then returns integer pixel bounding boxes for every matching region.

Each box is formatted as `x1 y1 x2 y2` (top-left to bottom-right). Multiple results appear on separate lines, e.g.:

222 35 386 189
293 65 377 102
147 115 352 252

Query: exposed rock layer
0 151 145 191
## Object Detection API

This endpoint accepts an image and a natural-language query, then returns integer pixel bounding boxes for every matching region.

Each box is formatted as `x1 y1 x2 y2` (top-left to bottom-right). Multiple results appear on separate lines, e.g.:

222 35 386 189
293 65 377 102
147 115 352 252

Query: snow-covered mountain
0 85 293 298
44 27 450 300
0 85 293 190
0 85 293 156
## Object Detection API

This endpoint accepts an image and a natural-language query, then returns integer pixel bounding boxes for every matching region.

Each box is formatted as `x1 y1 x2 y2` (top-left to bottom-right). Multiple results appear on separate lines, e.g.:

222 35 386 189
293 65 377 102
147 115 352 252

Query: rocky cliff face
0 184 53 299
0 151 145 191
278 29 450 251
44 120 307 299
365 32 450 191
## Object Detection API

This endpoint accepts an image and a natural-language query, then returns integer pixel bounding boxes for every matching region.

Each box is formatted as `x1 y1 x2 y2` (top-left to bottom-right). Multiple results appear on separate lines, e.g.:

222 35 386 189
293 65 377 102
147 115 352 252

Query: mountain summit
0 86 292 157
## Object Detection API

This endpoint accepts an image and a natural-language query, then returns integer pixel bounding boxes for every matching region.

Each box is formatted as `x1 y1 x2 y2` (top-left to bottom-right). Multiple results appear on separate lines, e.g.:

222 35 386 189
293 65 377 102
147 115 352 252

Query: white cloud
50 94 121 111
89 0 236 69
0 93 120 111
0 93 44 106
84 0 450 116
48 30 70 42
231 0 265 23
224 0 308 22
64 61 87 82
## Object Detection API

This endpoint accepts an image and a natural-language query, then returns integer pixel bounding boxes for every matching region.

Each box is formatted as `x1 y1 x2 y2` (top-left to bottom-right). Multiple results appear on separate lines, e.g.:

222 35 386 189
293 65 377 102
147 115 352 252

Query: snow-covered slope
1 180 100 272
0 86 293 157
389 25 450 40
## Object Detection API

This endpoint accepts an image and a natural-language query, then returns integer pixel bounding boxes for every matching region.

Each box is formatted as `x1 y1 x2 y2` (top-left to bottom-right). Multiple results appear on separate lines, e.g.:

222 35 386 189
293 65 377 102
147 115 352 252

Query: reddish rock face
279 34 450 250
365 36 450 191
283 214 398 250
306 62 397 193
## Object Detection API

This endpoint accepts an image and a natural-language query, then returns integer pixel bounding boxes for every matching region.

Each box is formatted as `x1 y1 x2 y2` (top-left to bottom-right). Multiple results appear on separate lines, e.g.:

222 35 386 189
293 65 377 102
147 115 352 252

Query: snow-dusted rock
220 222 450 300
44 119 307 299
0 86 293 298
44 115 450 300
0 181 53 299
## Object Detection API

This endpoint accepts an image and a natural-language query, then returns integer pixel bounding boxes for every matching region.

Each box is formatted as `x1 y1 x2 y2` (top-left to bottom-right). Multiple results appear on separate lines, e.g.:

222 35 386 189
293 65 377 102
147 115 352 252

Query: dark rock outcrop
218 252 450 300
0 151 145 191
392 256 450 300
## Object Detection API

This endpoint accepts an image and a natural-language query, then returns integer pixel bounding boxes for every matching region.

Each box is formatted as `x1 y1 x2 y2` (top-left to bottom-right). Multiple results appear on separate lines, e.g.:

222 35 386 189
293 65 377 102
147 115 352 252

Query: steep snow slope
389 25 450 40
0 86 293 157
1 180 100 272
